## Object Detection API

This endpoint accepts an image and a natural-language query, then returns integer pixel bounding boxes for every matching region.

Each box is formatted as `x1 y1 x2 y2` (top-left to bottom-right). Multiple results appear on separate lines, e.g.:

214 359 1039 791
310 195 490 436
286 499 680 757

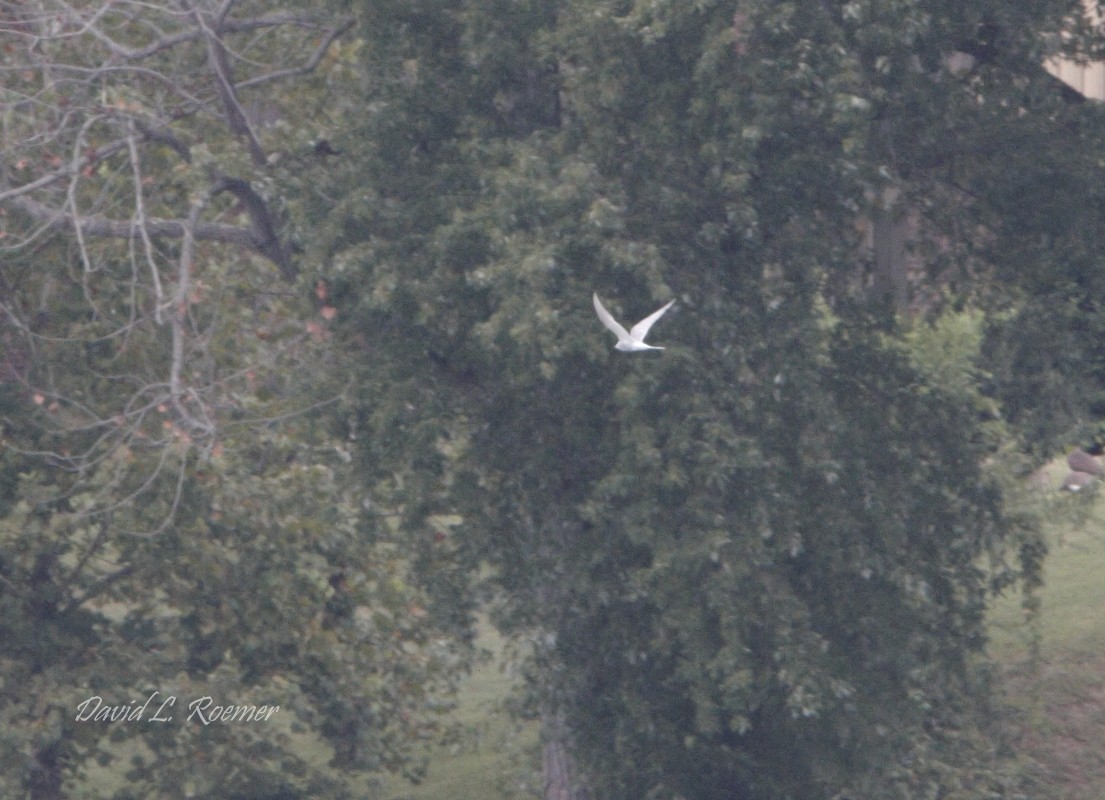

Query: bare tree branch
125 123 167 323
171 188 213 437
134 119 192 163
36 12 331 63
0 0 349 550
235 17 355 91
9 194 266 251
212 174 296 279
186 0 268 167
2 1 353 278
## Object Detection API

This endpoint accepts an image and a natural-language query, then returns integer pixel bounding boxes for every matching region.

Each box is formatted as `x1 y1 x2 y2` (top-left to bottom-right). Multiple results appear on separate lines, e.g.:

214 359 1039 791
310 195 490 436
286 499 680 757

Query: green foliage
984 291 1105 455
8 0 1105 797
0 431 462 799
539 318 1023 800
0 3 465 796
900 308 990 404
310 1 1083 798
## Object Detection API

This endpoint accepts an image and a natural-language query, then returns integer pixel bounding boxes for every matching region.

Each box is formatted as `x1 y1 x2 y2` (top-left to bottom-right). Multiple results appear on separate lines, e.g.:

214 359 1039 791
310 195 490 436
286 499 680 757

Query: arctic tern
593 292 674 351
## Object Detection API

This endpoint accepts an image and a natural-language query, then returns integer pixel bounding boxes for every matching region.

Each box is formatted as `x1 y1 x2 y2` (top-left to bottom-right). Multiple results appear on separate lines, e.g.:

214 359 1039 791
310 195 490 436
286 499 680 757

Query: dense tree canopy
316 1 1100 798
4 0 1105 798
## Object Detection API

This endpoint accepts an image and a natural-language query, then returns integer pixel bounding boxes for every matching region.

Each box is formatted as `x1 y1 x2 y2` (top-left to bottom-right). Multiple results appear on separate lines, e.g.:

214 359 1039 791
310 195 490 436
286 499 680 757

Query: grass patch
386 617 540 800
988 470 1105 800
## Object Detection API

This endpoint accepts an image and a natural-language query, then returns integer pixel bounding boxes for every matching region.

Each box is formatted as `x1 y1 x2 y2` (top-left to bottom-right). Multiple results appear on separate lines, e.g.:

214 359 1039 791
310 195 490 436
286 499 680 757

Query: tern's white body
593 293 674 351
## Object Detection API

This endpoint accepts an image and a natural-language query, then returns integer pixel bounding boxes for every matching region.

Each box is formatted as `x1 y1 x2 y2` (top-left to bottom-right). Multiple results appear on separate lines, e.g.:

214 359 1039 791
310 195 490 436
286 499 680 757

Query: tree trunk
28 740 63 800
542 709 591 800
872 195 911 312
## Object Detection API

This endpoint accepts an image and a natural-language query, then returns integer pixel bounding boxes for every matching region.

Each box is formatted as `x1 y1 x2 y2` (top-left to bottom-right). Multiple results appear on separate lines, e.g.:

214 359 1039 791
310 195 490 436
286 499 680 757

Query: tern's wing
628 299 674 342
593 293 632 343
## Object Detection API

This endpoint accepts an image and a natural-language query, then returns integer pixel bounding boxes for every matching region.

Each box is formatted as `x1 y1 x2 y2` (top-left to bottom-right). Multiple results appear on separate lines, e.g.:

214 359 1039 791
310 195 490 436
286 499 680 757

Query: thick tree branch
10 194 266 256
134 119 192 163
9 189 297 280
187 1 267 167
212 175 297 280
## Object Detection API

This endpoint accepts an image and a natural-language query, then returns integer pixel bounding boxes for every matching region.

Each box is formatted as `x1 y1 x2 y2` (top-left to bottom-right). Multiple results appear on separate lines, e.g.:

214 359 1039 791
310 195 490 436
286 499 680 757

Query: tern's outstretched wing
628 299 674 343
593 293 632 343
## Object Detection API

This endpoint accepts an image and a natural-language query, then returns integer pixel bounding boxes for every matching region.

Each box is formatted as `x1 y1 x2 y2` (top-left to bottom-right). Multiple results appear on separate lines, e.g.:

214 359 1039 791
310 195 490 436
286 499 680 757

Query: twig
125 123 166 324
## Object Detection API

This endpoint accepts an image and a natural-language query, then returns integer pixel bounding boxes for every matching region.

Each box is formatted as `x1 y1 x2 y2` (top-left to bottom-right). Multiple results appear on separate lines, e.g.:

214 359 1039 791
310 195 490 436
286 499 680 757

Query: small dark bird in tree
313 140 342 157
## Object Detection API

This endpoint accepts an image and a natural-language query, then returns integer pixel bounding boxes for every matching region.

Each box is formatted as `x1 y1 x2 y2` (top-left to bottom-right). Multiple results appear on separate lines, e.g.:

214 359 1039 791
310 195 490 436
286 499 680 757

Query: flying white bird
592 292 674 351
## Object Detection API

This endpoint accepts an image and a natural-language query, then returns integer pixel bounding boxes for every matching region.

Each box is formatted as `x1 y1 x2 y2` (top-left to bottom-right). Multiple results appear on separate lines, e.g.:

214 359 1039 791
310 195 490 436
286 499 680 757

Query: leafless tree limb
171 188 212 436
0 0 351 543
235 16 355 90
187 0 268 167
125 123 166 322
9 194 267 249
211 174 296 279
1 0 353 277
